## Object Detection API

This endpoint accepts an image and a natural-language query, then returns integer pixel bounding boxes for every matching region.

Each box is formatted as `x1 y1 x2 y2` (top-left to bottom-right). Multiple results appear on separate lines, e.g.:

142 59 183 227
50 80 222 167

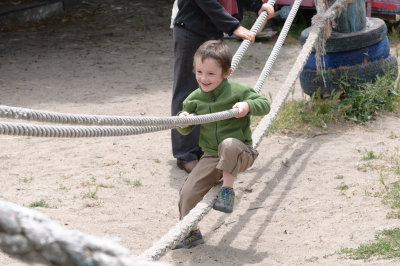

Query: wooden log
330 0 367 33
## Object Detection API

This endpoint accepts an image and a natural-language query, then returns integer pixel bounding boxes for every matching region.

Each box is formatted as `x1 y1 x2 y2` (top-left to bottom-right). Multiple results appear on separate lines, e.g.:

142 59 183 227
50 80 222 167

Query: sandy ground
1 0 400 265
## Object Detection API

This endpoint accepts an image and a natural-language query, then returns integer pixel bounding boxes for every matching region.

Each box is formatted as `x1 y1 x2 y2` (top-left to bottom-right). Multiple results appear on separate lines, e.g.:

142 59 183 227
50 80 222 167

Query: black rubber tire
304 37 390 70
300 54 398 96
300 17 387 53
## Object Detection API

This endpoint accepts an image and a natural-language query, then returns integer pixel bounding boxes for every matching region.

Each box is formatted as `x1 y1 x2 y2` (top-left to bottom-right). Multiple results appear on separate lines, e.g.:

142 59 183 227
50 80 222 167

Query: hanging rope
253 0 302 93
0 122 176 138
140 0 348 260
230 0 276 72
253 0 331 148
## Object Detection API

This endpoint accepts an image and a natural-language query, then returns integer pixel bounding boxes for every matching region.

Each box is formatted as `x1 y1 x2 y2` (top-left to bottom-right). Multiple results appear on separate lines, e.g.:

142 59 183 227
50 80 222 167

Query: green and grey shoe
213 187 235 213
173 229 205 249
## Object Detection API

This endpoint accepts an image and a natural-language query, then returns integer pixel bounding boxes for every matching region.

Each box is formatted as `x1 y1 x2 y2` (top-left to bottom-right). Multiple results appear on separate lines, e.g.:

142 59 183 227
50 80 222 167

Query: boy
171 0 274 174
174 40 270 249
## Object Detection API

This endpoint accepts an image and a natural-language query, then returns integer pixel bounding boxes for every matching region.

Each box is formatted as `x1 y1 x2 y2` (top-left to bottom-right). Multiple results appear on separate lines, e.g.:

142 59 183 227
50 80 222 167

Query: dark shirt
175 0 263 38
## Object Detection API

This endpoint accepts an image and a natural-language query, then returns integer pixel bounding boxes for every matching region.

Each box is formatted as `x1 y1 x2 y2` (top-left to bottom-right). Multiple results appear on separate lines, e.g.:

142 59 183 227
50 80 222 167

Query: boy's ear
223 68 232 78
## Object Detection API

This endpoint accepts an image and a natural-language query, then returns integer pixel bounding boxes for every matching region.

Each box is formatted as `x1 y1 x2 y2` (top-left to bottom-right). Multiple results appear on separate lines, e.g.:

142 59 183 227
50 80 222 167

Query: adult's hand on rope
232 102 250 118
178 111 190 128
258 3 275 18
234 26 256 43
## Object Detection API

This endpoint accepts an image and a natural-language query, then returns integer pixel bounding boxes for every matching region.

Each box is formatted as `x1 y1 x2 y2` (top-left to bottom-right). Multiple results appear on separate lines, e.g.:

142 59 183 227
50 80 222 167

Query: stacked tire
300 17 398 96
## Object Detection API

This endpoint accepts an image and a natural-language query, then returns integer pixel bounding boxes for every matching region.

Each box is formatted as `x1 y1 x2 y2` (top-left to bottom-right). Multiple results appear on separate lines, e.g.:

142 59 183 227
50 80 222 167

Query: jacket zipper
210 92 219 144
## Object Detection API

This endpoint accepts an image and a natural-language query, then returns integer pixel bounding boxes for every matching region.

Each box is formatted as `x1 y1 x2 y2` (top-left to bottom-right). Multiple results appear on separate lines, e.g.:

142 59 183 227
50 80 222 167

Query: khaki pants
179 138 258 219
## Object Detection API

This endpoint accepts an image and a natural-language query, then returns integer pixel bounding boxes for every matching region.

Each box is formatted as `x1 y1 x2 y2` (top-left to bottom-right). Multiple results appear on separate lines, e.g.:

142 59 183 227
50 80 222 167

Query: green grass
132 179 142 187
20 176 33 183
380 179 400 219
84 185 99 199
123 178 142 187
362 150 381 161
356 162 374 172
270 89 346 135
241 9 314 39
336 147 400 260
362 149 400 218
273 9 315 39
59 184 70 191
270 72 400 135
335 183 349 191
387 21 400 43
241 11 258 30
339 228 400 260
29 199 51 208
339 72 400 122
388 151 400 175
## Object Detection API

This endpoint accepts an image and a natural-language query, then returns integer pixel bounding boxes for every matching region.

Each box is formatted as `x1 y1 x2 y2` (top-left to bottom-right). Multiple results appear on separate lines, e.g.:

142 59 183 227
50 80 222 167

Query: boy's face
194 57 231 93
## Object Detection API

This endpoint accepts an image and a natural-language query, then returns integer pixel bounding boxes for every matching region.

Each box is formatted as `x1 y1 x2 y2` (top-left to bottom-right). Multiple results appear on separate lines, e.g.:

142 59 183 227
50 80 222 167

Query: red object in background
366 0 399 17
275 0 314 7
370 1 397 9
220 0 238 15
370 1 396 10
274 0 400 20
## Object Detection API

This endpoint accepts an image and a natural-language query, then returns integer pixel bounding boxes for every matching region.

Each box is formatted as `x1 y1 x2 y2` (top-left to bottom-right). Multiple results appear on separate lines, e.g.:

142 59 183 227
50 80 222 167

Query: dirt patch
1 1 400 265
0 0 41 9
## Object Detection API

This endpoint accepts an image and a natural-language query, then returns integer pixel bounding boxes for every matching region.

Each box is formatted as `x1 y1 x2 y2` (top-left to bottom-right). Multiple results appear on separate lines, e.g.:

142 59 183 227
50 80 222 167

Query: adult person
171 0 274 173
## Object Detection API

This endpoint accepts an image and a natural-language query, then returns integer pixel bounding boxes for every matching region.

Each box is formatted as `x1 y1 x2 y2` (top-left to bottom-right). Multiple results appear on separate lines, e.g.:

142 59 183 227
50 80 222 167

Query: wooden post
330 0 367 33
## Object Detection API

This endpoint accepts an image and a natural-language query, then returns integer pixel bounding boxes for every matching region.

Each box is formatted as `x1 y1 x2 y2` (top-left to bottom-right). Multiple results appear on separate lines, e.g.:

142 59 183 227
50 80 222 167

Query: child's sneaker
173 229 204 249
213 187 235 213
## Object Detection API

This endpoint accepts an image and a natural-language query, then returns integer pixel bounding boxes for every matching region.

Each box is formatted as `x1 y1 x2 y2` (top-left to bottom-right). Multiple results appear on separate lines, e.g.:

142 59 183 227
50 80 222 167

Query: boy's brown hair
193 40 232 75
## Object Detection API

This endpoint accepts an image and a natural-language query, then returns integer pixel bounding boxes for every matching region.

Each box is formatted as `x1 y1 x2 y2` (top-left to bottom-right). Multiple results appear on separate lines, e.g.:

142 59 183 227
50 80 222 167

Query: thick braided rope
140 0 348 261
230 0 275 72
0 109 239 138
0 201 169 266
0 122 175 138
0 105 238 127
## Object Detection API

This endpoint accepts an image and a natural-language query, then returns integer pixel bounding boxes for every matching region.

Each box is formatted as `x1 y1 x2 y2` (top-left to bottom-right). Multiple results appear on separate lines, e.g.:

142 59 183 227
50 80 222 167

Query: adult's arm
234 1 274 42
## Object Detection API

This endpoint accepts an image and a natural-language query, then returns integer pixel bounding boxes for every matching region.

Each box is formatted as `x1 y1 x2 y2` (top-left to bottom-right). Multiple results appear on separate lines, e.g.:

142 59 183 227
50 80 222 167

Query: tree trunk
331 0 367 33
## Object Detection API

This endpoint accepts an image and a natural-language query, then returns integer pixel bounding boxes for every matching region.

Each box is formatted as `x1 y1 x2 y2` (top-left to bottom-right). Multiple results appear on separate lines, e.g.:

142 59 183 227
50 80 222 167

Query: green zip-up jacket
177 79 270 156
